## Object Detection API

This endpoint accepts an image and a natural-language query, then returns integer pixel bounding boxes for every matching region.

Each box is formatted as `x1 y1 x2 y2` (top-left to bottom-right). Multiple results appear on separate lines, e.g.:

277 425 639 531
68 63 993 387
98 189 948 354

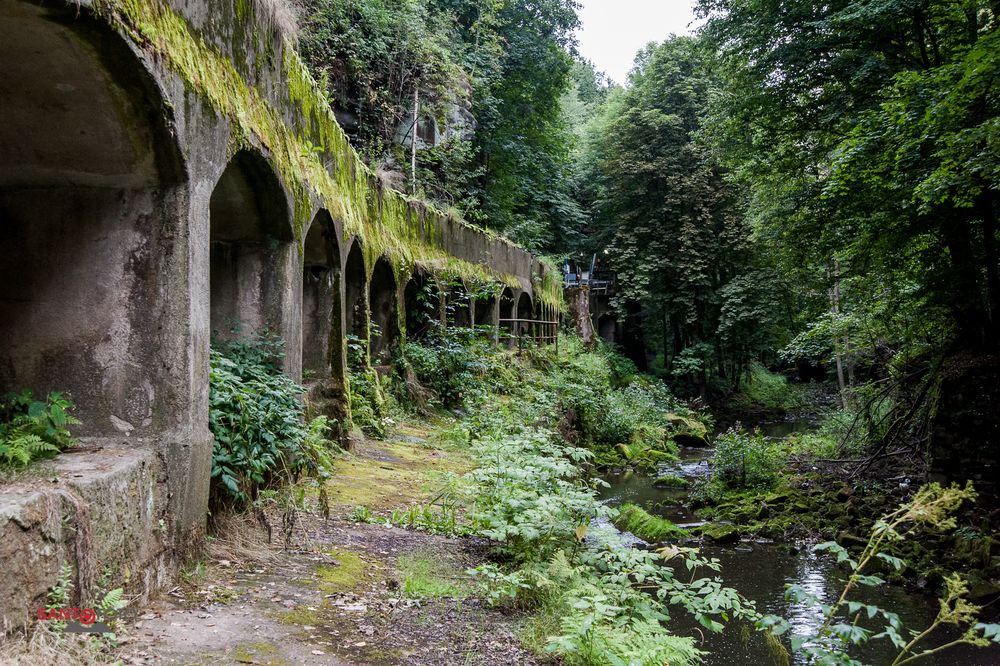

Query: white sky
575 0 700 85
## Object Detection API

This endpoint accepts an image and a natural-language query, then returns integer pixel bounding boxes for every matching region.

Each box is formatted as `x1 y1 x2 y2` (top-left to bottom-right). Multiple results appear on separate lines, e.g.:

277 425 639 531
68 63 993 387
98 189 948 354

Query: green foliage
401 335 488 409
732 363 801 412
712 427 784 490
299 0 584 250
0 391 78 469
209 334 339 505
612 503 687 543
571 36 789 393
761 483 1000 665
421 334 773 665
348 367 393 438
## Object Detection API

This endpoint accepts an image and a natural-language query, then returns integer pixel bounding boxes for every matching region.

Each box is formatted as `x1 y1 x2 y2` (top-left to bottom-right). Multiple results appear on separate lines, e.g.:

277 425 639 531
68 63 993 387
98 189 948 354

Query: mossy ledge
93 0 559 308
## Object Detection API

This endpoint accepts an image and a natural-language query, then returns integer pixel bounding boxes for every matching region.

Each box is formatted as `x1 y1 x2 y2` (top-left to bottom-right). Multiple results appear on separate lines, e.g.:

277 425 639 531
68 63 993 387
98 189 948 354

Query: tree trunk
410 85 419 196
830 258 848 409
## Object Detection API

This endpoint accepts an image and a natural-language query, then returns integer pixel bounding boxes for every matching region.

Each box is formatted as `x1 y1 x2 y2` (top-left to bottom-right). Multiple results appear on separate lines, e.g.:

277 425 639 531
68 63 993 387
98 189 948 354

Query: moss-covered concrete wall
0 0 561 625
90 0 557 305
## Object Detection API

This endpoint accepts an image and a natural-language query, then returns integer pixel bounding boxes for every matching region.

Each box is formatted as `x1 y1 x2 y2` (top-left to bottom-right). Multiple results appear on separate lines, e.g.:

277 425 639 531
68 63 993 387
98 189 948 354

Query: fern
0 391 78 469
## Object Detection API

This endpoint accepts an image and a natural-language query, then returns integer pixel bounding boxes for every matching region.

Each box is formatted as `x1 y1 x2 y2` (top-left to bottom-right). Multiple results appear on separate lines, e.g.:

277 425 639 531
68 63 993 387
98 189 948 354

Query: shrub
209 334 337 505
734 362 801 411
348 367 393 437
712 427 784 489
401 336 485 409
0 390 78 469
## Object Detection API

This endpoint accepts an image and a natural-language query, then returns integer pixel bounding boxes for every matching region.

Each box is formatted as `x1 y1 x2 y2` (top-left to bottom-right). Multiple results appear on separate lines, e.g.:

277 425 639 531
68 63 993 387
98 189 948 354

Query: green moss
315 547 369 592
232 641 286 664
278 606 323 626
94 0 554 310
653 475 688 489
397 551 472 599
699 522 741 544
612 503 687 543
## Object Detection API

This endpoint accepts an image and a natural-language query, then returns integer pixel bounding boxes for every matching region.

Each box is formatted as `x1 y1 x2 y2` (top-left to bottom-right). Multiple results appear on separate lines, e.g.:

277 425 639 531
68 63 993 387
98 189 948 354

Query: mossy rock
701 523 740 544
613 503 687 543
653 475 688 489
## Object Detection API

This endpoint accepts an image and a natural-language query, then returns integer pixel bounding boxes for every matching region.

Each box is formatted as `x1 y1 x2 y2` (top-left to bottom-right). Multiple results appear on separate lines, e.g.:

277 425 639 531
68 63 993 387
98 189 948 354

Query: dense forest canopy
299 1 999 443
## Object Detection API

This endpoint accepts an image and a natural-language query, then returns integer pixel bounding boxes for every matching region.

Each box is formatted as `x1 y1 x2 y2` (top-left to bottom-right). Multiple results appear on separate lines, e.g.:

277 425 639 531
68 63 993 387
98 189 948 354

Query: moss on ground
316 547 371 592
397 551 473 599
231 642 289 665
324 425 471 513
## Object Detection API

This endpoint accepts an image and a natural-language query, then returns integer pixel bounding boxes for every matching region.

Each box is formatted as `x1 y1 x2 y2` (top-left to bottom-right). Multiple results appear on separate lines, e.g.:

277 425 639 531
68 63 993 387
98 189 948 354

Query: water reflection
597 429 1000 665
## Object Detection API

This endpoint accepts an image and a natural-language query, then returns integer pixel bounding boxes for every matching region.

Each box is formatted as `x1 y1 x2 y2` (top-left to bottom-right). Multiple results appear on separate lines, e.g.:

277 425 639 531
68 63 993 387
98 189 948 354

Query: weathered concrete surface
0 447 172 630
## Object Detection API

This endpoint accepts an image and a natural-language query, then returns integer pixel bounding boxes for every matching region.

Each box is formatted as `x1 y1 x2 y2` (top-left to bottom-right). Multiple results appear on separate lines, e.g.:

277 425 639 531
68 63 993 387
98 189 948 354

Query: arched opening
369 257 399 362
302 210 340 378
516 292 534 340
0 1 186 436
209 150 292 345
499 287 516 344
473 290 497 331
404 270 438 341
448 284 472 328
344 239 367 343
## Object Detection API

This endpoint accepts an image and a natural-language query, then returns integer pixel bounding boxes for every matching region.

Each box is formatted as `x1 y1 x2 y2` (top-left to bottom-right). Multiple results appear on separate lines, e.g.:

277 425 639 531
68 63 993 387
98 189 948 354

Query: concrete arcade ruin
0 0 558 628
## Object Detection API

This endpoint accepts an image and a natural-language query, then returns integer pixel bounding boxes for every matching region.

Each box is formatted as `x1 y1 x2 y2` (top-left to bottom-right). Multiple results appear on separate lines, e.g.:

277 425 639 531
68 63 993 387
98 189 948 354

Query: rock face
0 448 171 629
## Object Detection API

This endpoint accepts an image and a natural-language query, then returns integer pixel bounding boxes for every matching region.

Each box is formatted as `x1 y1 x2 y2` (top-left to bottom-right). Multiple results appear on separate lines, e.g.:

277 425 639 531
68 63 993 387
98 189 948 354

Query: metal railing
498 317 559 351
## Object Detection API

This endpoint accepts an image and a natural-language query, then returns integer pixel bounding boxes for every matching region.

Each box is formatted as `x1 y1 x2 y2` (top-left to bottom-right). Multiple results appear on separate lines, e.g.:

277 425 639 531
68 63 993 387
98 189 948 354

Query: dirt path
117 424 539 666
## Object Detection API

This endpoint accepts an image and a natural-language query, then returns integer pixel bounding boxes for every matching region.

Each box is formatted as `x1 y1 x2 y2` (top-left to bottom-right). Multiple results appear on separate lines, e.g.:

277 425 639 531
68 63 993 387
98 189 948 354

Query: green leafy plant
0 391 79 468
761 483 1000 665
711 426 784 489
209 334 313 505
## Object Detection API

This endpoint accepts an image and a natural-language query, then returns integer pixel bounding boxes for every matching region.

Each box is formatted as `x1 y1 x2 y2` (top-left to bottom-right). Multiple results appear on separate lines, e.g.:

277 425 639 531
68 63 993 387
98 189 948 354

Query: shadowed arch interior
598 314 617 344
302 210 340 377
369 257 399 362
344 239 367 340
404 271 437 340
449 283 471 328
209 150 292 342
0 0 186 436
516 292 533 338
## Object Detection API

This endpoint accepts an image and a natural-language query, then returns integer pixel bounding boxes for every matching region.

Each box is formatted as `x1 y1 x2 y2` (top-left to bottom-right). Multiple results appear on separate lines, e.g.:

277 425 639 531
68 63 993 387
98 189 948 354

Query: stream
598 417 1000 665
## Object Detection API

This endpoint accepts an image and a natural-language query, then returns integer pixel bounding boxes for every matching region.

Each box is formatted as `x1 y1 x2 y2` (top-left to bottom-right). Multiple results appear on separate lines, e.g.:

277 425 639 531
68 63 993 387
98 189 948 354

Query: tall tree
579 37 786 392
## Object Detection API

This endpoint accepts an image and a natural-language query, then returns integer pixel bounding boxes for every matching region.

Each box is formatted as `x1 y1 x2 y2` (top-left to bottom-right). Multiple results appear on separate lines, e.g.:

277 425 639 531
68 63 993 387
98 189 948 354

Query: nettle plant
760 483 1000 665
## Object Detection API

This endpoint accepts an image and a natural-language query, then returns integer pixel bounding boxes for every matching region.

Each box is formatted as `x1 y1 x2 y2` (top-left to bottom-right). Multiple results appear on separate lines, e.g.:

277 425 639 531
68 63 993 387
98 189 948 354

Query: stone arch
0 0 188 436
343 238 367 342
369 257 399 362
209 150 293 348
516 292 534 338
473 289 497 331
302 210 340 378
